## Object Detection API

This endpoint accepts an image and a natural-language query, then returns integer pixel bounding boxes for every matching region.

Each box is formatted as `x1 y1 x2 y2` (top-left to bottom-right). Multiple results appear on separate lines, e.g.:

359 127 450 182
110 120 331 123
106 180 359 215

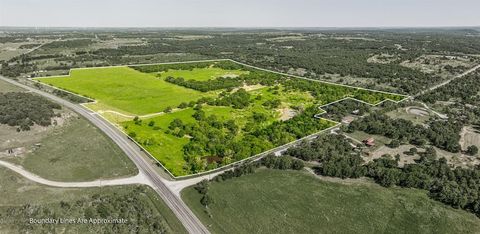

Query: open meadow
182 169 480 234
35 60 406 176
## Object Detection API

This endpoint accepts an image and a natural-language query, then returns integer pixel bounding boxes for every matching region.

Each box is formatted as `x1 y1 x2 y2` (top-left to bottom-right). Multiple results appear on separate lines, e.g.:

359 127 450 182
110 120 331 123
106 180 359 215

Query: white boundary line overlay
30 58 410 180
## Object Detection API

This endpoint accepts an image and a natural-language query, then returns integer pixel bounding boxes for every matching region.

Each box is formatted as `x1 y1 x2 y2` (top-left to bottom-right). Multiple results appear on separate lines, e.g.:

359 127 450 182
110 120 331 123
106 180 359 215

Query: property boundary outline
30 58 410 180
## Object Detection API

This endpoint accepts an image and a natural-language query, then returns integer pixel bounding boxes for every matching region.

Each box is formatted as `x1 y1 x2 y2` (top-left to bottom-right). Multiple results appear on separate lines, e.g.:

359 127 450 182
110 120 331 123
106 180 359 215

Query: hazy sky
1 0 479 28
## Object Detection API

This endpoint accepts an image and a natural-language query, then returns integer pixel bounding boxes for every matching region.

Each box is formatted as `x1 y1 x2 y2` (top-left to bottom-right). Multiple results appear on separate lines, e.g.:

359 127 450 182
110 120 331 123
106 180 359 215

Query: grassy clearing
158 67 248 81
35 67 214 115
0 168 186 233
5 114 138 182
0 79 24 93
385 106 431 125
182 169 480 234
123 109 196 176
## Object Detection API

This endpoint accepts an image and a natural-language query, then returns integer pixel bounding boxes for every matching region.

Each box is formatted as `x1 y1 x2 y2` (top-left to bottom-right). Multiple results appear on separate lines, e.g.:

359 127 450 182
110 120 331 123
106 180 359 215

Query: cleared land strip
96 108 180 119
0 160 151 188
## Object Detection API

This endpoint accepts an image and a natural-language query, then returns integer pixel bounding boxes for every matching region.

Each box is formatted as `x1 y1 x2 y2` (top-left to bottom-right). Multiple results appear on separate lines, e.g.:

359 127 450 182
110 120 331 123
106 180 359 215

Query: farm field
1 108 138 182
35 60 406 176
182 169 480 234
36 66 218 115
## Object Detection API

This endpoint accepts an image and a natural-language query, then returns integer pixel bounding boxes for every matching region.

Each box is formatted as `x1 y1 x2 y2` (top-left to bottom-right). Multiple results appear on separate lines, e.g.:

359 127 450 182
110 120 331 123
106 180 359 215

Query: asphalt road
0 76 209 234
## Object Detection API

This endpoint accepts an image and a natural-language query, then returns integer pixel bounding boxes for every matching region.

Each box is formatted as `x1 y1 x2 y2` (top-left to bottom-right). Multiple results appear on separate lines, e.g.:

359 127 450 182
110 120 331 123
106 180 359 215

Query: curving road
0 160 151 188
0 75 209 234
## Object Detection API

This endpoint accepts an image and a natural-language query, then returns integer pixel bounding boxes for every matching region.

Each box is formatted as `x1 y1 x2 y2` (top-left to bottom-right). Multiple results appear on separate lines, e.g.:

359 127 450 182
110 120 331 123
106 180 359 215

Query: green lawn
35 67 212 115
0 168 186 233
158 67 248 81
6 115 138 182
182 169 480 234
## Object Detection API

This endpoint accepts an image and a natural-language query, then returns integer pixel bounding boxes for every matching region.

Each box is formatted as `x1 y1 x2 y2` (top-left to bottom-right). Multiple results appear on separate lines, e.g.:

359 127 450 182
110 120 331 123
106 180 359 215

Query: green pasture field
182 169 480 234
35 60 406 176
35 67 222 115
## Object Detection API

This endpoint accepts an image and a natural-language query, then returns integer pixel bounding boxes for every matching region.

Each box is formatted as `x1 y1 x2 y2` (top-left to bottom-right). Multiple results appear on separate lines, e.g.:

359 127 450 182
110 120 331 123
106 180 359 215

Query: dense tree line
346 113 462 152
287 134 365 178
419 72 480 106
262 154 304 170
287 133 480 217
157 60 404 106
131 61 213 73
0 92 61 131
165 76 242 92
41 39 95 49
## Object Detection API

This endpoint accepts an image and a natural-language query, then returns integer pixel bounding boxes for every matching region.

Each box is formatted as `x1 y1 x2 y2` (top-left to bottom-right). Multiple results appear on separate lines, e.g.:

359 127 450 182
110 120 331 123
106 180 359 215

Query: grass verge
182 169 480 234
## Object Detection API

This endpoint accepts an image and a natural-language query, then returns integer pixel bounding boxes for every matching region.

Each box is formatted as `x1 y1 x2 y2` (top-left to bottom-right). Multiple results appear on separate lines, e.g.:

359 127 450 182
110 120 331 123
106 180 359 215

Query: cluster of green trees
419 72 480 126
262 98 281 109
346 113 463 153
166 106 334 173
41 39 94 49
213 89 251 109
0 92 61 131
0 61 37 77
321 99 371 121
0 186 171 233
131 61 213 73
164 76 242 92
287 134 365 178
262 154 304 170
287 133 480 217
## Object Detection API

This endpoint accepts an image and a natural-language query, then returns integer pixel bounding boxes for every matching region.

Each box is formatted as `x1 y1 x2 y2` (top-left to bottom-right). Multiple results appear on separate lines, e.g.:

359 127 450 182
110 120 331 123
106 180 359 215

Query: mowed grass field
35 67 221 115
182 169 480 234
